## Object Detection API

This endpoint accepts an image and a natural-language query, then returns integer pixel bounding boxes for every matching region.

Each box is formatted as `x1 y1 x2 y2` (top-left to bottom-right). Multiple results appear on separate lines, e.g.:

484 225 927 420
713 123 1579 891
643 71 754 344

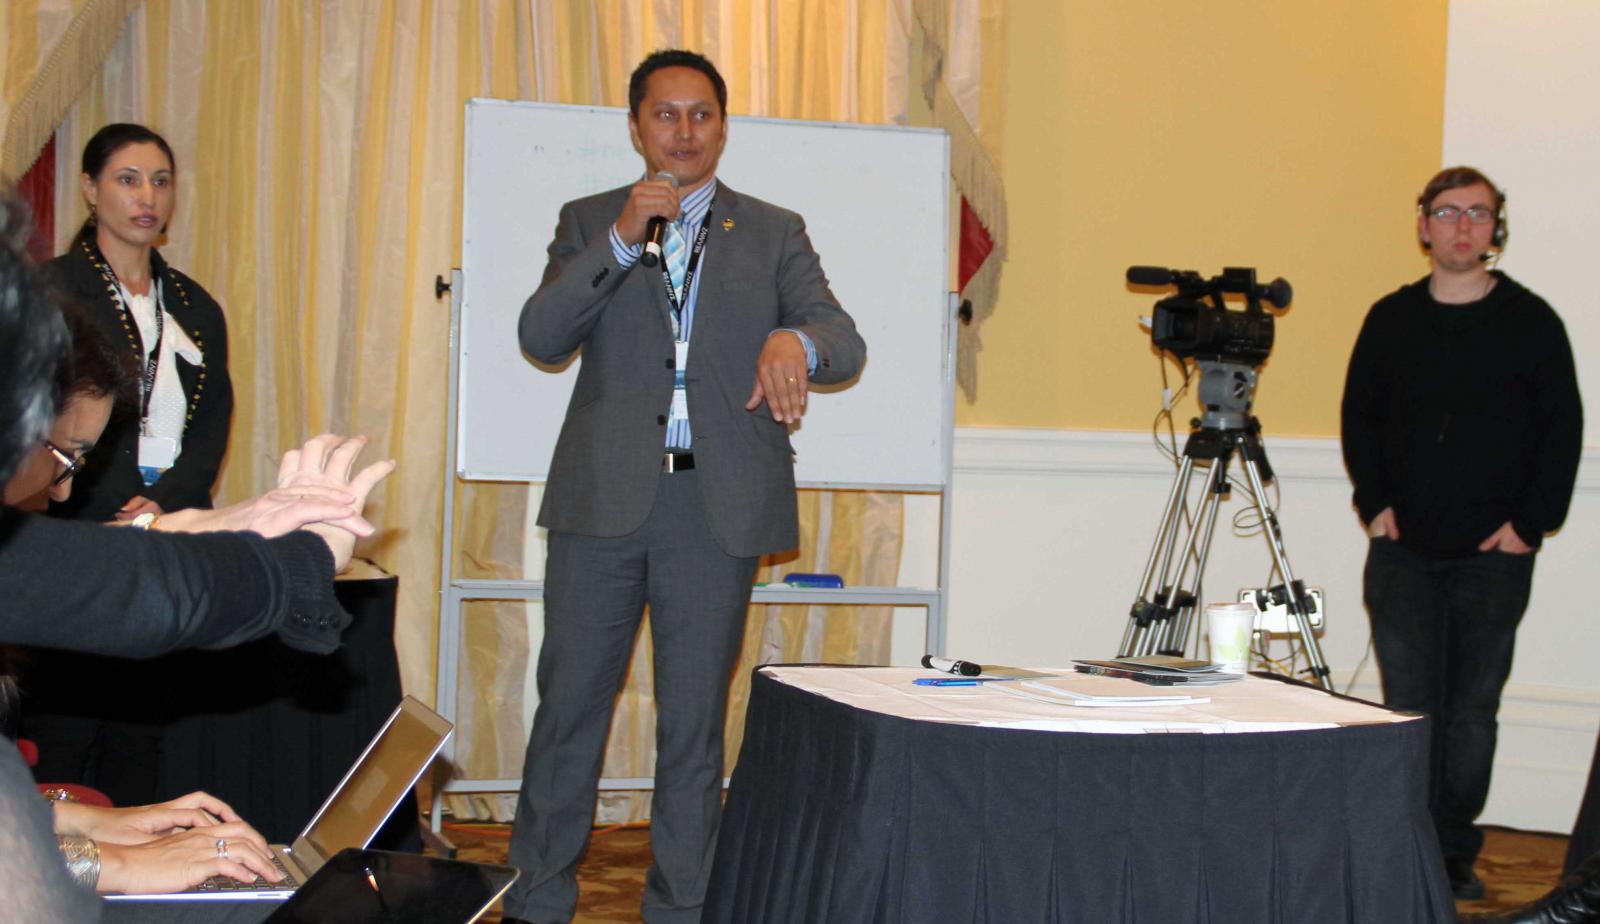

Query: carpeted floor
438 819 1574 922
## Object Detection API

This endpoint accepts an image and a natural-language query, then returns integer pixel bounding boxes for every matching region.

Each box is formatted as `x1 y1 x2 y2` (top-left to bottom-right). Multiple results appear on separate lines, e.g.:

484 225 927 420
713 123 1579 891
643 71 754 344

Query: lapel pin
722 218 735 231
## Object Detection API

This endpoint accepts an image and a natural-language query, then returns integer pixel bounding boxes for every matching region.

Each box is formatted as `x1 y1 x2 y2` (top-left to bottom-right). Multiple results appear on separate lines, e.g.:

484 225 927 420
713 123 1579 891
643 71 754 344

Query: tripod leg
1237 454 1333 689
1121 454 1199 657
1160 457 1229 657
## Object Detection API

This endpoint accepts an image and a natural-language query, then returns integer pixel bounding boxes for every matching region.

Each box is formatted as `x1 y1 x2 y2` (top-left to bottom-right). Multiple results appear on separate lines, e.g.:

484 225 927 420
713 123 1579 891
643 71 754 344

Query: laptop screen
302 698 452 860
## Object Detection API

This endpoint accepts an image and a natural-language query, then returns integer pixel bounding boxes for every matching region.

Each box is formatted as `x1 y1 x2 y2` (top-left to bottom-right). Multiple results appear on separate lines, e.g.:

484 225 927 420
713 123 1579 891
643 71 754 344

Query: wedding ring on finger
216 838 228 859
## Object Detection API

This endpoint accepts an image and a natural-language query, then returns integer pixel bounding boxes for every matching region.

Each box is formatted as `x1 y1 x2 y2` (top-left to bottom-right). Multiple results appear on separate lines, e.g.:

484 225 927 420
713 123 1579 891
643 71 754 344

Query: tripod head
1196 360 1258 432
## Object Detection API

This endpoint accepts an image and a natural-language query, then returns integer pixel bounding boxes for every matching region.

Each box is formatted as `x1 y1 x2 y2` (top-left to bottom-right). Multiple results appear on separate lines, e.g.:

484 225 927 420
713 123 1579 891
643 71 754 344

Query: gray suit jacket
519 182 865 558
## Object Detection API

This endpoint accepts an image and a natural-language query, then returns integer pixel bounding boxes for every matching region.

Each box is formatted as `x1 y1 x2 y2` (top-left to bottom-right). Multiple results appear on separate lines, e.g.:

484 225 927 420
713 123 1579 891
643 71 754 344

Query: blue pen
913 678 982 687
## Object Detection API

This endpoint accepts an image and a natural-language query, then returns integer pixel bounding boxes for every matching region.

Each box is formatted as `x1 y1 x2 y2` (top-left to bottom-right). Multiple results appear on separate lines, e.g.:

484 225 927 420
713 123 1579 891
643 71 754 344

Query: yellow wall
960 1 1449 436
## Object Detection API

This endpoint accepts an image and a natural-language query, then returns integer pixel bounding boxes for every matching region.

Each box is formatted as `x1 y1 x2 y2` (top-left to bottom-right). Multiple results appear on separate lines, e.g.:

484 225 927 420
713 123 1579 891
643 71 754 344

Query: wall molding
954 426 1600 492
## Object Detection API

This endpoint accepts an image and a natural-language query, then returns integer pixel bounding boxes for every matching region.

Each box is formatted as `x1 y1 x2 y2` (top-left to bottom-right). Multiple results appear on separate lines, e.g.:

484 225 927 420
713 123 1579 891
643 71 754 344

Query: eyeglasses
43 441 86 486
1427 205 1496 225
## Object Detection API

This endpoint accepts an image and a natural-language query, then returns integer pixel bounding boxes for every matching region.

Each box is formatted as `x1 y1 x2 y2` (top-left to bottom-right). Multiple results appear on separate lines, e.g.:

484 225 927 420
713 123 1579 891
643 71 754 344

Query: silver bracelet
57 835 101 889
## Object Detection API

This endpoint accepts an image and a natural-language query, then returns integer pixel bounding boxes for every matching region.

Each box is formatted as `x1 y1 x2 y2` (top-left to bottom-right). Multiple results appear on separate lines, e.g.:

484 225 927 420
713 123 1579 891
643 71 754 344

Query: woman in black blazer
46 123 232 523
24 123 234 808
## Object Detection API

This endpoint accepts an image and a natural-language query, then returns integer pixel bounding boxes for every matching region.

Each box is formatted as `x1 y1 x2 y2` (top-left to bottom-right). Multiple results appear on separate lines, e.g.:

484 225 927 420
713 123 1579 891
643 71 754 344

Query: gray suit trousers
505 469 759 924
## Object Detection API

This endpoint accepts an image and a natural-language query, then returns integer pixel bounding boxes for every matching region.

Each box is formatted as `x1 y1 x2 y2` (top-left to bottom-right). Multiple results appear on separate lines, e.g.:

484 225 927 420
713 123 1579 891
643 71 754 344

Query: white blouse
120 280 203 449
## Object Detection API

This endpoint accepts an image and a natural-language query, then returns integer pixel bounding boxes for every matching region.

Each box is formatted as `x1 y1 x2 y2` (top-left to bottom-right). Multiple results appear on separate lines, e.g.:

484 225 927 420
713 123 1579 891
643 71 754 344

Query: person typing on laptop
51 790 284 894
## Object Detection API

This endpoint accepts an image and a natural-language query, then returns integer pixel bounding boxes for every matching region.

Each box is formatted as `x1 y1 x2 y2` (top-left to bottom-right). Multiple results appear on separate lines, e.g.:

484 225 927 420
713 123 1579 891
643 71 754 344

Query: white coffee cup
1206 601 1257 674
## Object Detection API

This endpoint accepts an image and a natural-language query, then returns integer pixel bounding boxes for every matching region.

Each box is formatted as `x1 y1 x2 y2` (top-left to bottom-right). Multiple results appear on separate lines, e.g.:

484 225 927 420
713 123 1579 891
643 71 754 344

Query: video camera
1130 266 1291 366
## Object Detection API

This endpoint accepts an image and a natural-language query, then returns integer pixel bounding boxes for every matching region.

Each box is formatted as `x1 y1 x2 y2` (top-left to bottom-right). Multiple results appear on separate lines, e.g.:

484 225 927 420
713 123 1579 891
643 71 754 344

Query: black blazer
45 239 233 519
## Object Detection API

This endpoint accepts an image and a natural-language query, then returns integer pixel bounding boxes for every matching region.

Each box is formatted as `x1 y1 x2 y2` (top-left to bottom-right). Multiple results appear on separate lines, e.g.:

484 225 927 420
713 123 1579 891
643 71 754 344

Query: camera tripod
1119 360 1331 690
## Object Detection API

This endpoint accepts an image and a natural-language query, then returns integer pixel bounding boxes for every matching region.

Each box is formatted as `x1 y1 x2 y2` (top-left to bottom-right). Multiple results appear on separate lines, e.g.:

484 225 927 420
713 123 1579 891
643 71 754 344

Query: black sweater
1341 272 1583 556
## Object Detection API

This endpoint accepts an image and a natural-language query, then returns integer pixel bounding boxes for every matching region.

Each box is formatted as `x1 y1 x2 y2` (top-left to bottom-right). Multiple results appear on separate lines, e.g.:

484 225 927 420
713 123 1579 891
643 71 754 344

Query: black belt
663 451 695 473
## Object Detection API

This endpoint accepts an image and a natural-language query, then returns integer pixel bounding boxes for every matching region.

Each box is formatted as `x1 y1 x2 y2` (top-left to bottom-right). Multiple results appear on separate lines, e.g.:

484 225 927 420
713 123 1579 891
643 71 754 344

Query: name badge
670 340 690 419
138 435 178 486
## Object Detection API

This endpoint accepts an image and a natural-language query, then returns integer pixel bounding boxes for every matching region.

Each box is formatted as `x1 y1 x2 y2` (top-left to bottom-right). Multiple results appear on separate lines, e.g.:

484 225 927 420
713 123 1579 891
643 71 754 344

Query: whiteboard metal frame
432 107 959 829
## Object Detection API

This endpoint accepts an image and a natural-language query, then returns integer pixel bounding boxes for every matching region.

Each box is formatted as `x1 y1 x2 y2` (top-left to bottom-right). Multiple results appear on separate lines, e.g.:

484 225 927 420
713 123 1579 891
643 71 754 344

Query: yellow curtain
39 0 978 824
0 0 142 180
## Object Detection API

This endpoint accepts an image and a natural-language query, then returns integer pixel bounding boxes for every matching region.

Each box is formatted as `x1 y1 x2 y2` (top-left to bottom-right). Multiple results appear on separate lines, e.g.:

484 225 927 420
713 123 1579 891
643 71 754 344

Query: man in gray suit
504 50 866 924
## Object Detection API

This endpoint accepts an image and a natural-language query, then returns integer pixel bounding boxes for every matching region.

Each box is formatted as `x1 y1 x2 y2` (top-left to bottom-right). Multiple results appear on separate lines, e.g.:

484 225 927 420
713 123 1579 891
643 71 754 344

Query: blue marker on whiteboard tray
782 573 844 588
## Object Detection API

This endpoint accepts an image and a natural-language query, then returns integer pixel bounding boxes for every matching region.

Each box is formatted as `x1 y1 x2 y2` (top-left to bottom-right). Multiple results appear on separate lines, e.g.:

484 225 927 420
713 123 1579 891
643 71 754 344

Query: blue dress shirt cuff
773 329 819 374
609 224 642 268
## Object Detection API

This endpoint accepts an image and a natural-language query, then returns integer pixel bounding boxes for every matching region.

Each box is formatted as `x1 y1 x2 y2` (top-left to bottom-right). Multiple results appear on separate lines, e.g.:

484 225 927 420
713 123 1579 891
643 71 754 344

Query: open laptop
105 695 453 902
264 848 518 923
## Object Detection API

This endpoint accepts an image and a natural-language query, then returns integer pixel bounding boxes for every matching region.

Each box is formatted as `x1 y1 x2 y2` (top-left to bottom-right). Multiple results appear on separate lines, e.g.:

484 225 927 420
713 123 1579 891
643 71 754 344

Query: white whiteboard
458 99 951 488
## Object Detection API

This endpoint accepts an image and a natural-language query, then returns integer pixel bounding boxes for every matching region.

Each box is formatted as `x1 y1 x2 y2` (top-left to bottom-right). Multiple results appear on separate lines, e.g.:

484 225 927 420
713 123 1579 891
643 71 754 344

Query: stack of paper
1072 656 1244 686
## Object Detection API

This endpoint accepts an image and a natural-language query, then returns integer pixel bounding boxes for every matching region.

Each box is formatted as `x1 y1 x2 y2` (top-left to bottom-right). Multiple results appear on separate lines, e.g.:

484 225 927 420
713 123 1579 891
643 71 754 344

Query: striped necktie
664 217 689 298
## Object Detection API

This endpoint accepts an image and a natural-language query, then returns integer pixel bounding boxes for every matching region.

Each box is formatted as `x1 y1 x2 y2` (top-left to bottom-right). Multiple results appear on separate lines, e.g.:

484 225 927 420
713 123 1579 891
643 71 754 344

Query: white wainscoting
945 427 1600 834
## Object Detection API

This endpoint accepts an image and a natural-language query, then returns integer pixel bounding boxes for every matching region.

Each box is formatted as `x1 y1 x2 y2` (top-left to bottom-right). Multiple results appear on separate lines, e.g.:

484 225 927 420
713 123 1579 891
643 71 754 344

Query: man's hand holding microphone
616 171 681 265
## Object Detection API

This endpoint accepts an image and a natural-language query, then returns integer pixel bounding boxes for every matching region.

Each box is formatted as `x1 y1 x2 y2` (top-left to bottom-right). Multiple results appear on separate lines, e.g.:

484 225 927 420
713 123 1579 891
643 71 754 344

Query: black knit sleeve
1511 311 1584 545
1341 302 1393 524
0 510 347 657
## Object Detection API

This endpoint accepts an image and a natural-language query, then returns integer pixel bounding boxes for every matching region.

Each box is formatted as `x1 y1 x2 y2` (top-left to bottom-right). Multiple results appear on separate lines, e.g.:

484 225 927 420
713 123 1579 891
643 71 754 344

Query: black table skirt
160 574 418 850
704 668 1456 924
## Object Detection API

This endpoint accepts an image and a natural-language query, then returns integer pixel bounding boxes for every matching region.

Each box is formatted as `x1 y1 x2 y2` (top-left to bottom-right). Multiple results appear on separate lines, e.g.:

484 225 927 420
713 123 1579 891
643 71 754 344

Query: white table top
762 666 1418 734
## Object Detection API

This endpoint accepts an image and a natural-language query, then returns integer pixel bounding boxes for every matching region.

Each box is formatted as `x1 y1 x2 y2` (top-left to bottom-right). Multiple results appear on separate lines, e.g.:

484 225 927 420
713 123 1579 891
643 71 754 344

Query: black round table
704 666 1456 924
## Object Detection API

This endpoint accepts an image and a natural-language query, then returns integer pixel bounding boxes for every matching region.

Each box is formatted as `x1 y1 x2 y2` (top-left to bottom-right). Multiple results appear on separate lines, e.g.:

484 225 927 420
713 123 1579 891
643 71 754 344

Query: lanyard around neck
660 205 715 340
109 270 166 425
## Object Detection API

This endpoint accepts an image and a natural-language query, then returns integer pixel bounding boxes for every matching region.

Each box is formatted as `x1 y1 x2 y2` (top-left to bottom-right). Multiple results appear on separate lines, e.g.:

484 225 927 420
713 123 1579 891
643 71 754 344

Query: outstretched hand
157 434 394 539
744 331 809 424
277 434 396 572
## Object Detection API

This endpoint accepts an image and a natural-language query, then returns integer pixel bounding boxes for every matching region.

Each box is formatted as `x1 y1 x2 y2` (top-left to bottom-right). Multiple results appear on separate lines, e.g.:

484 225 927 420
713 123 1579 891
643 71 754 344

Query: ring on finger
216 838 228 859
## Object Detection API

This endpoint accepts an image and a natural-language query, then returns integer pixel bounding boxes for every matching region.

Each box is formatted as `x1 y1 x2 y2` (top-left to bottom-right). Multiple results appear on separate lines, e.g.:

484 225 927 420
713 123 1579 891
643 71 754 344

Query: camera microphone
640 171 680 268
1127 266 1176 286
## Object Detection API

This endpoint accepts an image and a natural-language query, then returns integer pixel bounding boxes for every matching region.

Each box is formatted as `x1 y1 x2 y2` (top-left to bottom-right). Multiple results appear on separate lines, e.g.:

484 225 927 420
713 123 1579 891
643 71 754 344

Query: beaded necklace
79 238 208 430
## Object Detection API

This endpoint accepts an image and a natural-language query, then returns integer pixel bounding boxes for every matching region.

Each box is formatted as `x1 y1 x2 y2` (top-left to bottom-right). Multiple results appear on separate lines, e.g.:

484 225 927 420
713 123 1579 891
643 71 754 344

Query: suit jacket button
656 415 667 425
665 358 675 369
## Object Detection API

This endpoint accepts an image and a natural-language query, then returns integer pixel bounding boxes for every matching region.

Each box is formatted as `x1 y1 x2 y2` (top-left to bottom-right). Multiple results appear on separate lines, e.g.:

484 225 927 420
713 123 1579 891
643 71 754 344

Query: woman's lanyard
660 205 714 342
105 267 166 433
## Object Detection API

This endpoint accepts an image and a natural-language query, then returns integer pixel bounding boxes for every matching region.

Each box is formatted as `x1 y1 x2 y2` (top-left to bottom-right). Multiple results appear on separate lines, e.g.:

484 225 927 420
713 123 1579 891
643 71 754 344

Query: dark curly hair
0 193 67 487
55 300 137 409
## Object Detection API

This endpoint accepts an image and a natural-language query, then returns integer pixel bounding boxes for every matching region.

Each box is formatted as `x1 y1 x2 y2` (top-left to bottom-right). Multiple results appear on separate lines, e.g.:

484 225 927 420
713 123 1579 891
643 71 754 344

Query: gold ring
786 377 797 384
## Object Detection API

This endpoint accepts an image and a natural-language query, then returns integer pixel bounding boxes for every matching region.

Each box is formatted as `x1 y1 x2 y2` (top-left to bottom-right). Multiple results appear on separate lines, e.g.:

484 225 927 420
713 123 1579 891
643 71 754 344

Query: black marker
921 654 983 676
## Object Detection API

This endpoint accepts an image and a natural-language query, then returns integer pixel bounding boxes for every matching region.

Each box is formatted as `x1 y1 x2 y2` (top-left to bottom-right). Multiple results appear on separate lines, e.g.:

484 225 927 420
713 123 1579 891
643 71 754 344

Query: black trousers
1363 537 1535 863
504 470 759 924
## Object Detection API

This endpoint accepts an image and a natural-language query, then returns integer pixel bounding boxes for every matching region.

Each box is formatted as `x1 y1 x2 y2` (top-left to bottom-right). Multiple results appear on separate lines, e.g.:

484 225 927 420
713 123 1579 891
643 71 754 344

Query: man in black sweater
1342 166 1583 899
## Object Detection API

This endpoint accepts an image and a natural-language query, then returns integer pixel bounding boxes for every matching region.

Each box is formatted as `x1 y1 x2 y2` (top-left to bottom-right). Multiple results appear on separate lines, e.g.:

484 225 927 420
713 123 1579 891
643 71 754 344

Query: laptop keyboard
193 853 300 892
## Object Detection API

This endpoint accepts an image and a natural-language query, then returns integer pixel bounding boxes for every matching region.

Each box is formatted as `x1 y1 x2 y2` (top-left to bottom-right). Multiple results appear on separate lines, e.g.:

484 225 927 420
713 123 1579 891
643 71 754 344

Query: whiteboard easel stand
428 271 958 834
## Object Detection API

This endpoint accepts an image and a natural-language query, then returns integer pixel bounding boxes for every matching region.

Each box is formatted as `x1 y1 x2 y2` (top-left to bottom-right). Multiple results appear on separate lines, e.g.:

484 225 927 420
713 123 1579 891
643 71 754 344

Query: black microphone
1126 265 1176 286
640 171 679 268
